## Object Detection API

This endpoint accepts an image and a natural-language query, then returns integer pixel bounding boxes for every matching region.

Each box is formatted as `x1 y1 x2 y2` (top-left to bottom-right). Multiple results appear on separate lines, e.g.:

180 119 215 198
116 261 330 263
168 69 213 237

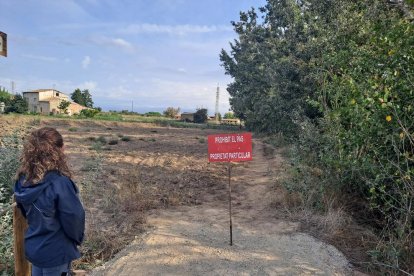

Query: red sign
0 32 7 57
208 133 253 162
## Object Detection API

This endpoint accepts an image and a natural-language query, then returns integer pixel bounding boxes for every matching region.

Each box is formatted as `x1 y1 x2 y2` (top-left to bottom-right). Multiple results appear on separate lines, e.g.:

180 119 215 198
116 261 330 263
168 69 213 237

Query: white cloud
82 56 91 69
119 24 232 36
79 81 97 91
89 36 134 52
22 54 57 62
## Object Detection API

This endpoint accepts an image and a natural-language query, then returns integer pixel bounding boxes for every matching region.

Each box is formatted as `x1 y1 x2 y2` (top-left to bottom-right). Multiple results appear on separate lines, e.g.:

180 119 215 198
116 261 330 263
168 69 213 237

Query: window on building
56 92 59 97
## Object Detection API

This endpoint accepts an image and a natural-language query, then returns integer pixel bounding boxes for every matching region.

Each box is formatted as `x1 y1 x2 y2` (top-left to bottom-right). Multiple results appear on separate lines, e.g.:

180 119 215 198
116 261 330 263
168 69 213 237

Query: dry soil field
1 115 356 275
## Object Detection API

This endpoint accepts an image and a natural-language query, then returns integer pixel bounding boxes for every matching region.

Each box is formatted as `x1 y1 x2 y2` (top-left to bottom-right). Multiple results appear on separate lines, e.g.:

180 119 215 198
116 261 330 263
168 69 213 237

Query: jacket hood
14 171 60 205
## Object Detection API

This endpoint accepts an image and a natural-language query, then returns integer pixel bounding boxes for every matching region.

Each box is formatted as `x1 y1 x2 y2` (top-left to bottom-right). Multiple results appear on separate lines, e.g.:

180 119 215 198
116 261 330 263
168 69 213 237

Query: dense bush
0 134 22 275
222 0 414 272
80 109 100 118
0 88 12 106
5 94 28 114
193 108 208 124
144 112 162 117
163 107 180 118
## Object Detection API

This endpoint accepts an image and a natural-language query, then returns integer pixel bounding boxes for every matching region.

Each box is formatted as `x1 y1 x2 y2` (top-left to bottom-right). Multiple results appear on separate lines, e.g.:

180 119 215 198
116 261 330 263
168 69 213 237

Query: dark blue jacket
14 171 85 268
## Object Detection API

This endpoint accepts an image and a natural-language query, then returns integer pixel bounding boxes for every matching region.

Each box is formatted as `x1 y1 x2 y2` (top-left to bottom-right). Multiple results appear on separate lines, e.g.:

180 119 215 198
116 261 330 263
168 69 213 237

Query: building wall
23 92 40 113
37 90 69 101
48 99 61 115
181 113 194 122
221 119 241 125
38 102 51 114
68 102 88 115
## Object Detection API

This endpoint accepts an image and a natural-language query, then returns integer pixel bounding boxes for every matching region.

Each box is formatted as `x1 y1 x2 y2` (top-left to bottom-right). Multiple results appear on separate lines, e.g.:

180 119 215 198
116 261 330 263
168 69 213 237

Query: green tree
224 0 414 271
58 100 71 114
71 88 94 107
223 112 235 119
81 89 94 108
220 0 321 136
163 107 181 118
5 94 28 114
71 88 83 105
194 108 208 124
0 88 12 105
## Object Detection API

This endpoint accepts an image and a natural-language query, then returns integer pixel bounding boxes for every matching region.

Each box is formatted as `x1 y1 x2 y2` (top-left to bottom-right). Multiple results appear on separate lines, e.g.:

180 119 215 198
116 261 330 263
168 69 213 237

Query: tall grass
2 113 242 131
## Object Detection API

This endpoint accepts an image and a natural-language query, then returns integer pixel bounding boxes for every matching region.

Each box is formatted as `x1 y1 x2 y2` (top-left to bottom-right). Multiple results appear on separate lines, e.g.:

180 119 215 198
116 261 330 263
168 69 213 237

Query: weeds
97 136 106 144
0 133 22 275
68 127 78 132
108 139 118 145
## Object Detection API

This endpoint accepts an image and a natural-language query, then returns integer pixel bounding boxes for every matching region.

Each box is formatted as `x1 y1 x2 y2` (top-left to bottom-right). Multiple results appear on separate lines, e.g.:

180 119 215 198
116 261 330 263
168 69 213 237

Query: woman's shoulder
47 171 78 192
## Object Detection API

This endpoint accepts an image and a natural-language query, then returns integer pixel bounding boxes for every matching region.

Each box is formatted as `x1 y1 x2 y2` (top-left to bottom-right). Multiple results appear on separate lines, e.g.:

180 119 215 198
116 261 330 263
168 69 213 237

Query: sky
0 0 266 114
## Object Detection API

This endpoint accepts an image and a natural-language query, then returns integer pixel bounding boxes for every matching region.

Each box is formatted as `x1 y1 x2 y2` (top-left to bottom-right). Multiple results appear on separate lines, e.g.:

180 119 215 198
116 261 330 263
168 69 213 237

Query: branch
387 0 414 20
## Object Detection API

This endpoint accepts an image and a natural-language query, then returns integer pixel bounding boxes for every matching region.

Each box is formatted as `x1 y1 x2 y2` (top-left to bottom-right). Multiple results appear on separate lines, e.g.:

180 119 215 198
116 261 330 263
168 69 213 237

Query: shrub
108 139 118 145
5 94 28 114
0 134 22 275
145 112 162 117
68 127 78 132
97 136 106 144
121 136 131 142
163 107 180 118
194 108 208 124
80 109 100 118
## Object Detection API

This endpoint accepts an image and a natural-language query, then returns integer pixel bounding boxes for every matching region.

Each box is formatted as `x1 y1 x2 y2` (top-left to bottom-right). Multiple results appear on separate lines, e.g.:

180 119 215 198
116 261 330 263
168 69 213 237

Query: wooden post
13 203 31 276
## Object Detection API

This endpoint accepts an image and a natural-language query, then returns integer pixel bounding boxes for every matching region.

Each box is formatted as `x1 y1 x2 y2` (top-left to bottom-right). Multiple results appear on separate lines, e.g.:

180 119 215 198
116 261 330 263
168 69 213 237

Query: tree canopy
221 0 414 272
194 108 208 124
163 107 180 118
71 88 94 108
5 94 28 114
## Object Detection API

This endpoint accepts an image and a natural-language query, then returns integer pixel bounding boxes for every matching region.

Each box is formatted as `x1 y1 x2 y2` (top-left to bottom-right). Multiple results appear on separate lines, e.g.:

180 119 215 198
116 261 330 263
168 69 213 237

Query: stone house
22 89 88 115
180 112 194 122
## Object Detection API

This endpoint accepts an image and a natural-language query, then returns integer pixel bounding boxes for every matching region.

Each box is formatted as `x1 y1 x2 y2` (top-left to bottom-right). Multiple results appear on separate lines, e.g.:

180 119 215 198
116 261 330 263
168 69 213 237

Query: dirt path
91 140 352 276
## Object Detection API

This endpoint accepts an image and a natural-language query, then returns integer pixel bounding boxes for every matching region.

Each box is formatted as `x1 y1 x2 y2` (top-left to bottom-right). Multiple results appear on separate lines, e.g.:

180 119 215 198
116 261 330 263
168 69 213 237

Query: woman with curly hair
14 127 85 276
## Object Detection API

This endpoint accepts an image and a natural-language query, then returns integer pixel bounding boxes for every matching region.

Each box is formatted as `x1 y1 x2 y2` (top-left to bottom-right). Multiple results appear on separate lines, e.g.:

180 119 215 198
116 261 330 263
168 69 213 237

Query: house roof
23 89 68 96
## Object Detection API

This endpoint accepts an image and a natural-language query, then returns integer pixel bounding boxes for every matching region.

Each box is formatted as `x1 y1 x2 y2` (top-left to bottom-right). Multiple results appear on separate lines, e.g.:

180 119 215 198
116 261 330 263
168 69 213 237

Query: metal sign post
228 161 233 246
208 132 253 246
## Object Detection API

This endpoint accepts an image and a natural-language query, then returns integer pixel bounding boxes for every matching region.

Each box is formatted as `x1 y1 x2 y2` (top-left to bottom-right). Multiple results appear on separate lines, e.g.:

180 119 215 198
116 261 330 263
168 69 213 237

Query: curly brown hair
17 127 72 184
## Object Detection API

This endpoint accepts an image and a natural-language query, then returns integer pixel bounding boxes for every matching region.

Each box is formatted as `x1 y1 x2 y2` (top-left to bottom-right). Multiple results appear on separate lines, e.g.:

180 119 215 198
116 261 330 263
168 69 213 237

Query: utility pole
11 81 15 94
